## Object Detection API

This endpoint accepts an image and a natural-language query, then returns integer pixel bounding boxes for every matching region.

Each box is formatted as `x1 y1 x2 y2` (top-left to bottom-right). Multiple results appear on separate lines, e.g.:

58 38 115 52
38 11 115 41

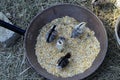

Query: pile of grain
35 16 100 78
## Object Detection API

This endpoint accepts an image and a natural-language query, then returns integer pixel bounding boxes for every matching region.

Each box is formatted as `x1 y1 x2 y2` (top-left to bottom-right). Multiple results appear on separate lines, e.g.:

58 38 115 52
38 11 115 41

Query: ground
0 0 120 80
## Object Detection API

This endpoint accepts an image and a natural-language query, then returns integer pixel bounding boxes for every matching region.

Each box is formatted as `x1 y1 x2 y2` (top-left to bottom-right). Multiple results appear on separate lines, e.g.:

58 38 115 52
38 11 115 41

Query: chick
57 53 71 69
71 22 86 38
91 0 109 6
56 37 65 52
46 25 57 43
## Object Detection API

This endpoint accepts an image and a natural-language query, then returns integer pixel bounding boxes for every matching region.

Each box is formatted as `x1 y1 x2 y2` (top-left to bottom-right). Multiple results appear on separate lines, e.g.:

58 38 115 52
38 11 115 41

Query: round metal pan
115 16 120 46
25 4 108 80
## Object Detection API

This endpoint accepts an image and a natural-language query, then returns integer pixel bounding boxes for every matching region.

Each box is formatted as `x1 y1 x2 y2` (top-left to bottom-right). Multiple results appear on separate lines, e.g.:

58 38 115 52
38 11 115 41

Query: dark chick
57 53 71 69
46 25 57 43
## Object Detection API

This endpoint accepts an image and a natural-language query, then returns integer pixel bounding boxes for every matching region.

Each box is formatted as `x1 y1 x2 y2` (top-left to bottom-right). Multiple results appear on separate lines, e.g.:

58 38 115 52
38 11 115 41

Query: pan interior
25 4 108 80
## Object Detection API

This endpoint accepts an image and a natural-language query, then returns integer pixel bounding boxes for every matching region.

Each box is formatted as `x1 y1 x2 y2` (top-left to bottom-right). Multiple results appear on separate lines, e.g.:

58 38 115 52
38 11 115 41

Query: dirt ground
0 0 120 80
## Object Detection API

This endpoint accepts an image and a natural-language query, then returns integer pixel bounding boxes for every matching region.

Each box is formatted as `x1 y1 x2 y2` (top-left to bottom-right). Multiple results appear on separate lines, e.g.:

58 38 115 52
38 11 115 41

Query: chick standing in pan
71 22 86 38
57 52 71 69
46 25 57 43
56 37 66 52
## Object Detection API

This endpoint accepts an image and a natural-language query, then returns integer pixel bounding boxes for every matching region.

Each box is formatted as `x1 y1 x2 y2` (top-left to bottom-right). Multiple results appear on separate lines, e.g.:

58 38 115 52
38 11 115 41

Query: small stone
115 0 120 8
18 13 24 18
6 13 11 18
0 12 20 48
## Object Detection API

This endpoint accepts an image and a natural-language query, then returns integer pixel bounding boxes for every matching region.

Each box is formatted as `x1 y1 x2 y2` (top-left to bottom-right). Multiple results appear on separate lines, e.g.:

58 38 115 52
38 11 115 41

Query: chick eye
58 40 62 44
79 23 83 27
